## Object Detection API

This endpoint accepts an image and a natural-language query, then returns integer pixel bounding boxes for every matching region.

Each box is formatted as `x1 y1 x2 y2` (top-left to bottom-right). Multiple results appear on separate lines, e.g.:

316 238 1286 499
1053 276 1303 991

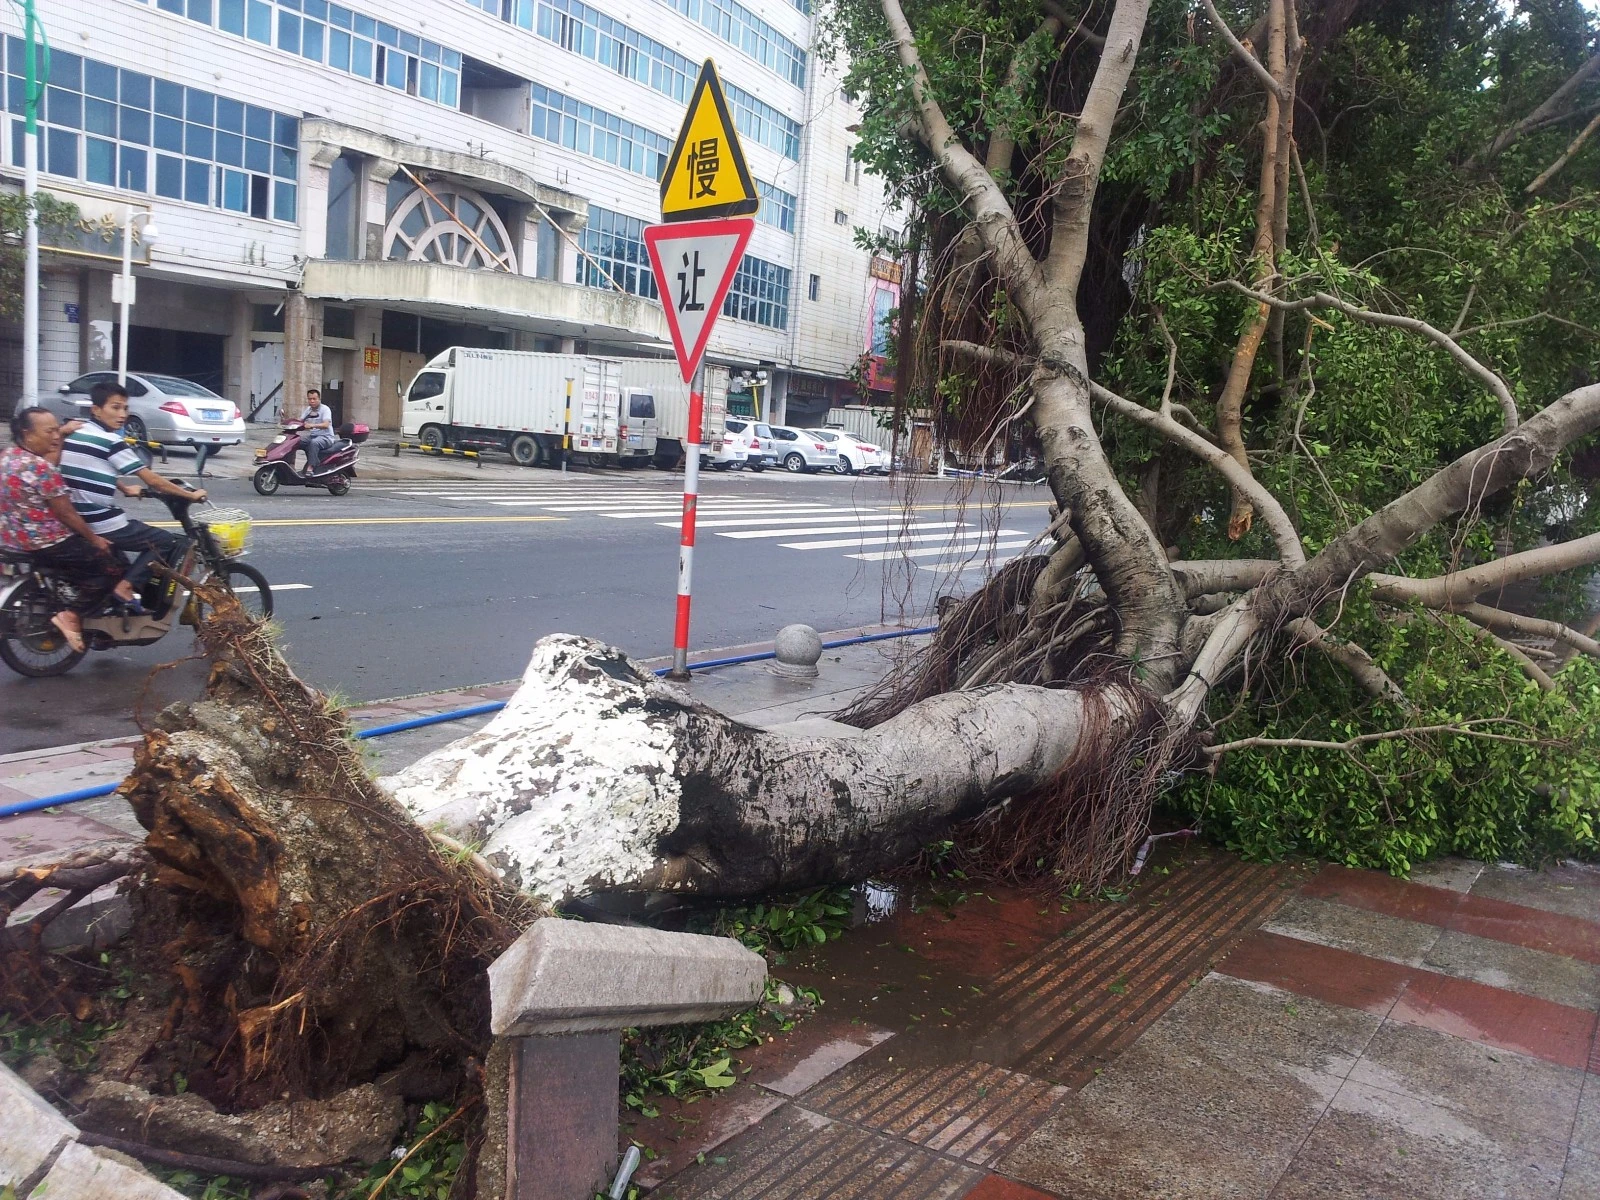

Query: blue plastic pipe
0 625 937 819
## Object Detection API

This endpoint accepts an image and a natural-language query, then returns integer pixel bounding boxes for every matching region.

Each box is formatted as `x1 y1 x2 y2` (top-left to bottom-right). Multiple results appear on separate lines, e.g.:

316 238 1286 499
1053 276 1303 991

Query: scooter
252 421 368 497
0 490 272 678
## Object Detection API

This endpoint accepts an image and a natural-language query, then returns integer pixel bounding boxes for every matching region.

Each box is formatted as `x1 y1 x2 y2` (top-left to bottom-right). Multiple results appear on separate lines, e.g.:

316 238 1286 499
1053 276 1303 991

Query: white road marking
846 535 1036 561
720 520 964 540
663 510 870 528
918 550 1040 572
231 582 312 593
787 527 1030 551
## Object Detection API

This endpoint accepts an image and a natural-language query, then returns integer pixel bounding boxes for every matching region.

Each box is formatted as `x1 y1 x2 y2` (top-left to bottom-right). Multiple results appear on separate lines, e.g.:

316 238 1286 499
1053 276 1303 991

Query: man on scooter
59 382 206 607
299 388 337 475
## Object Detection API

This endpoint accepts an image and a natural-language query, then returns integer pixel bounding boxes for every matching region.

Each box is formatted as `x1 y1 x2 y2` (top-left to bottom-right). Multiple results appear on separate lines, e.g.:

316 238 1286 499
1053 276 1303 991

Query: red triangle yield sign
644 217 754 382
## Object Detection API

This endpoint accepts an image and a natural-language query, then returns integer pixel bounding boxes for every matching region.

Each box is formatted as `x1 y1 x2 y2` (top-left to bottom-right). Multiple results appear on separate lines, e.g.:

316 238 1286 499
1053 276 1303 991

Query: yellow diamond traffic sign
659 59 759 223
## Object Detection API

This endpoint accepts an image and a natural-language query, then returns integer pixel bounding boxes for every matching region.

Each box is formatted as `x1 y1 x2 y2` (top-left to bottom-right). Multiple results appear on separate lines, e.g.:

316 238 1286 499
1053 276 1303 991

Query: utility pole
19 0 45 404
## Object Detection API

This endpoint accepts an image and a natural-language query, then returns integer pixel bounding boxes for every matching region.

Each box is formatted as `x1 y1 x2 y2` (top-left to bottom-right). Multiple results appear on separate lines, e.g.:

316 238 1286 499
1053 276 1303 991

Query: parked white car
724 418 775 470
807 428 888 474
770 426 840 473
700 418 750 471
56 371 246 449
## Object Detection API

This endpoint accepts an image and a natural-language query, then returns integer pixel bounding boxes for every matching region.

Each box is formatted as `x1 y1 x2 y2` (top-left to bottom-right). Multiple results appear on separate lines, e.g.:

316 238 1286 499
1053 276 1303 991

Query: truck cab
620 389 660 463
402 368 450 447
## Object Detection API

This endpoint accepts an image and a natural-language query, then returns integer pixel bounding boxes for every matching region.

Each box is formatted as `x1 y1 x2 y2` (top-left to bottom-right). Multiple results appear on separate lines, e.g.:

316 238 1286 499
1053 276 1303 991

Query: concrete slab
1469 862 1600 922
624 1086 786 1190
1423 928 1600 1011
1562 1147 1600 1199
1574 1078 1599 1154
735 1013 896 1097
1001 1033 1342 1200
1264 893 1442 966
1346 1020 1584 1142
1408 857 1485 893
0 810 132 870
24 1141 186 1200
1271 1078 1568 1199
0 1060 76 1193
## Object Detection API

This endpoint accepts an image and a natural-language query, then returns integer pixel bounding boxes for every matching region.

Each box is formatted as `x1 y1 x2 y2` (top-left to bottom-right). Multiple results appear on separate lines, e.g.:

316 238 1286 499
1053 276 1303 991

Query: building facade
1 0 900 428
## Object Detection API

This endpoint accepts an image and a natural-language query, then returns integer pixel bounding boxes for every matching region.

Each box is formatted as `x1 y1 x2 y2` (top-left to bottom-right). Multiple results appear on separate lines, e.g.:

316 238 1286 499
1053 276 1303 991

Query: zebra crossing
366 479 1043 574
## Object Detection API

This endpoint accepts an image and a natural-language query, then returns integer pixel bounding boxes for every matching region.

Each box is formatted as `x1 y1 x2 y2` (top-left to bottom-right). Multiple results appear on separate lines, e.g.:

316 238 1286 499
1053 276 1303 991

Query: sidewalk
639 853 1599 1199
170 424 547 483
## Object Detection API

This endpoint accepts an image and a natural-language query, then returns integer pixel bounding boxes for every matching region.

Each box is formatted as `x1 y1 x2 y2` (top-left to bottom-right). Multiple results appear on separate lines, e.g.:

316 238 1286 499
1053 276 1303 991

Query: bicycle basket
198 508 253 558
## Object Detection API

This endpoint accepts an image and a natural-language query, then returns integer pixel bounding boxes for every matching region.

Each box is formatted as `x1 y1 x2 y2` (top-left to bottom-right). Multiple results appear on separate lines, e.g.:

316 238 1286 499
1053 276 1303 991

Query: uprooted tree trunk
80 589 535 1111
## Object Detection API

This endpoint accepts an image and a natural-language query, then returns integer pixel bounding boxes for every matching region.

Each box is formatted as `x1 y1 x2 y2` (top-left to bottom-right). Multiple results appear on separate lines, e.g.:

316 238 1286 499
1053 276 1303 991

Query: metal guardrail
393 440 483 468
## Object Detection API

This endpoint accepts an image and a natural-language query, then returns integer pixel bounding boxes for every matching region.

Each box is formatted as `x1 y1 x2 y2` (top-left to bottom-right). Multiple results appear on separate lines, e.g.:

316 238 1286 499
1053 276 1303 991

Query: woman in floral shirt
2 406 132 652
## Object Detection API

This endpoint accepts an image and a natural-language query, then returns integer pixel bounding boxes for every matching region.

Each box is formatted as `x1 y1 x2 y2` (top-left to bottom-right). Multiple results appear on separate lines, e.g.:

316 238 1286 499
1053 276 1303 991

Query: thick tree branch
1091 381 1305 566
1219 283 1520 432
1279 384 1600 613
1043 0 1154 296
943 339 1027 370
1452 603 1600 660
1287 617 1410 708
985 16 1063 174
1197 0 1286 100
1368 533 1600 607
879 0 1051 320
1471 49 1600 167
1525 109 1600 194
1171 559 1280 597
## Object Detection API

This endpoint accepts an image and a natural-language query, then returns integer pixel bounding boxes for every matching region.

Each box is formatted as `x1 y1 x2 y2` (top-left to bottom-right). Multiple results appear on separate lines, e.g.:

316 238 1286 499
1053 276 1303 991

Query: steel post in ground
668 363 706 681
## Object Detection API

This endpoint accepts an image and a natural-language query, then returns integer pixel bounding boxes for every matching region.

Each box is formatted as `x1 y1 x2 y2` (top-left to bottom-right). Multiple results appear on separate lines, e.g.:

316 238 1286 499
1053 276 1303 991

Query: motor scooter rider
59 381 206 606
299 388 337 475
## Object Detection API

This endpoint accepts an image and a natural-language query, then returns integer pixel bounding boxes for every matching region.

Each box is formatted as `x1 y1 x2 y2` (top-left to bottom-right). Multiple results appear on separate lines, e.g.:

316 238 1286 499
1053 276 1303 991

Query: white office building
0 0 901 428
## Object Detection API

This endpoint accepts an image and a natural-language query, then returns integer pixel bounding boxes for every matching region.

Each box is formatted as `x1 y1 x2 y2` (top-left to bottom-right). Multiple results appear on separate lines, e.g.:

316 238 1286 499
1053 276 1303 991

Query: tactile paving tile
970 856 1292 1085
660 1103 984 1200
800 1059 1067 1168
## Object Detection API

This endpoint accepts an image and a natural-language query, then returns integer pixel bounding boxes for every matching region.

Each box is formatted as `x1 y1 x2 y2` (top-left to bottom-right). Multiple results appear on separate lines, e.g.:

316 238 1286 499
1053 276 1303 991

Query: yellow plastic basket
198 507 253 558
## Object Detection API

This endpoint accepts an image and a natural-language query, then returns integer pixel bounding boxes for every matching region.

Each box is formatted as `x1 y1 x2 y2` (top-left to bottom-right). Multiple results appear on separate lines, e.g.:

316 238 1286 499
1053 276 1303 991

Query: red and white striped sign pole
670 363 706 680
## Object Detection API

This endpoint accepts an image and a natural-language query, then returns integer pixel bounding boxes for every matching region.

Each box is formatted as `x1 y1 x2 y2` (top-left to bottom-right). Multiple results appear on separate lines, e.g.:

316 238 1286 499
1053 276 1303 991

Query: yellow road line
152 516 568 528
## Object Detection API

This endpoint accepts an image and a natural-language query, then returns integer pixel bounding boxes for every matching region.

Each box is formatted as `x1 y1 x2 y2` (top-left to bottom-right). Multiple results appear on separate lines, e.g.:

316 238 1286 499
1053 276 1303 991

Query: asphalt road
1 460 1052 754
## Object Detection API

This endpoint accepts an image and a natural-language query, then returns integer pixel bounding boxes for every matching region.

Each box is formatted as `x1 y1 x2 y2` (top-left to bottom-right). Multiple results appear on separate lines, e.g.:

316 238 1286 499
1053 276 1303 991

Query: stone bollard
486 918 767 1200
771 623 823 679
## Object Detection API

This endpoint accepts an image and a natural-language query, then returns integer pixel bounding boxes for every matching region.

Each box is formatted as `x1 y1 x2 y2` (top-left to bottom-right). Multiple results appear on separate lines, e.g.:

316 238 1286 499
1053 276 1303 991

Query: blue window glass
215 130 242 165
274 113 297 145
52 52 81 90
186 124 214 158
245 137 270 172
185 90 214 125
219 0 245 35
278 12 301 54
187 0 213 23
85 61 118 101
216 97 243 133
440 71 458 108
305 0 327 17
400 31 420 54
154 115 184 152
419 61 438 102
154 80 184 117
7 76 27 115
328 28 350 71
222 168 248 211
120 108 151 145
9 119 22 173
443 48 460 70
245 105 271 140
85 136 115 183
303 21 324 62
377 22 398 46
384 48 407 89
247 0 272 43
158 0 185 13
422 40 440 63
353 13 374 37
47 89 82 130
350 38 372 78
273 180 296 222
329 4 351 29
120 71 152 109
85 98 116 137
185 158 210 204
47 127 78 176
272 145 295 178
118 145 147 191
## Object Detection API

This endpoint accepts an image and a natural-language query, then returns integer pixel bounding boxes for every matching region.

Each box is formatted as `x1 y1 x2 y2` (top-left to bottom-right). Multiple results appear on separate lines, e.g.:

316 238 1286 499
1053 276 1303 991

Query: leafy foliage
0 191 82 321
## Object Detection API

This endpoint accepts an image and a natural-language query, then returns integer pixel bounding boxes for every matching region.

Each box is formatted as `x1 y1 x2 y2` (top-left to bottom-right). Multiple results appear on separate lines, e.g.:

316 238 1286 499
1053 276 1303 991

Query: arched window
383 183 517 272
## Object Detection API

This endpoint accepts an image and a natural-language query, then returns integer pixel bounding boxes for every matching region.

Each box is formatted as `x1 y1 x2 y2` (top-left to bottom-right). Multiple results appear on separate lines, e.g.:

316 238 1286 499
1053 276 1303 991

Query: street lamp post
116 208 159 386
17 0 46 404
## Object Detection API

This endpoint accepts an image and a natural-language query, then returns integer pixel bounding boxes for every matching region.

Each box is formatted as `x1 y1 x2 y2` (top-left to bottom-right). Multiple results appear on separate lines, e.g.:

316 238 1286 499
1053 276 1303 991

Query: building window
530 85 671 180
871 287 895 356
724 81 802 160
723 254 789 330
576 206 658 299
383 180 518 270
808 273 819 301
324 150 361 259
4 40 298 222
654 0 806 89
532 0 696 102
130 0 461 108
756 182 796 234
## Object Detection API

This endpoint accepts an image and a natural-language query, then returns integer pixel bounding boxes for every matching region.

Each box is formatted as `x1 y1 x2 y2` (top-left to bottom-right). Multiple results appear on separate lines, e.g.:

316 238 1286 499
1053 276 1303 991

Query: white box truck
400 348 623 466
615 359 730 468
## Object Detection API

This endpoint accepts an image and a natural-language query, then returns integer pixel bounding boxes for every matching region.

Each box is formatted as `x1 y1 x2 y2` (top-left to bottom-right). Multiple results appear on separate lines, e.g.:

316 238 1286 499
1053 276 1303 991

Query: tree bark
384 635 1153 903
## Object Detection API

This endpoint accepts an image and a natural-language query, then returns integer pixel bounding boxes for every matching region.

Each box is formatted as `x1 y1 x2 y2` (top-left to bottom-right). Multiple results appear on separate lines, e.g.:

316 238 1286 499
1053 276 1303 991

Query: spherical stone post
772 624 823 679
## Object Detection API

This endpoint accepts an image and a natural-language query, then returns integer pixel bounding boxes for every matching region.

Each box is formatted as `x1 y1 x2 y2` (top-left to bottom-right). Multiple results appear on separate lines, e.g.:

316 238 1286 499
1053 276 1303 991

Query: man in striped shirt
59 381 206 605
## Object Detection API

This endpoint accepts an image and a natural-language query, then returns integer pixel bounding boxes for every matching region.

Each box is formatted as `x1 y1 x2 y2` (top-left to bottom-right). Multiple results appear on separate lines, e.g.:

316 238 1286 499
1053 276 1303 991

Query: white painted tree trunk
383 635 1134 904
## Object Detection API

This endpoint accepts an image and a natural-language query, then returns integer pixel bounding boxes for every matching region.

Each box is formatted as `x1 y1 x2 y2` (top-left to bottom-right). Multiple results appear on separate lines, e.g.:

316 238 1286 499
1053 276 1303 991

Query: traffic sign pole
669 363 707 680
